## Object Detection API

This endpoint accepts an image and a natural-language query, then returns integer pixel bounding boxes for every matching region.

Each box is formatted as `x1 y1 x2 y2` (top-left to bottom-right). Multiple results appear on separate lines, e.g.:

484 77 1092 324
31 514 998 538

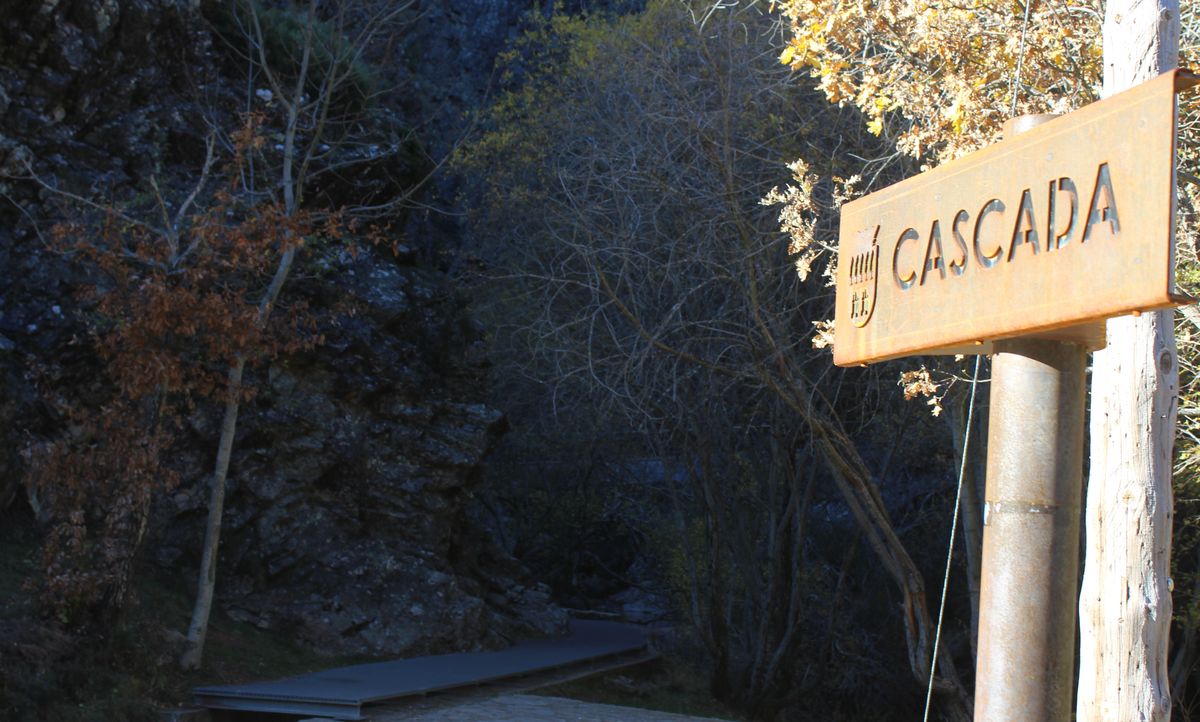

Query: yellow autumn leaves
766 0 1106 360
773 0 1103 163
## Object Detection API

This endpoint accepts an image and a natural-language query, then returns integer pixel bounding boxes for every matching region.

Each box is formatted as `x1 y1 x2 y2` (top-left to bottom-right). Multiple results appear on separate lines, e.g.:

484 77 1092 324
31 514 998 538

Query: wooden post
1077 1 1180 719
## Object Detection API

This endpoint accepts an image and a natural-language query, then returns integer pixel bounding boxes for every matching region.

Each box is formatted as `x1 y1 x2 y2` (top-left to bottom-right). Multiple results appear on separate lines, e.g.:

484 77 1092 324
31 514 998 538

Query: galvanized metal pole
974 114 1088 722
974 339 1086 721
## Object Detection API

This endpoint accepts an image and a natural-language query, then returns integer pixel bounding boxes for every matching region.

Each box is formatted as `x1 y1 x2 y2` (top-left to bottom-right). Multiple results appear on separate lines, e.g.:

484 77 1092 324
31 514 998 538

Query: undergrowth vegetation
0 512 379 722
462 2 967 719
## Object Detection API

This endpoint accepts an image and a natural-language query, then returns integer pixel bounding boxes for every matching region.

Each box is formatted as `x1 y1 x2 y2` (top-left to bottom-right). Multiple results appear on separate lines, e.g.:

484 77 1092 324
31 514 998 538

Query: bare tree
179 0 416 670
464 2 970 717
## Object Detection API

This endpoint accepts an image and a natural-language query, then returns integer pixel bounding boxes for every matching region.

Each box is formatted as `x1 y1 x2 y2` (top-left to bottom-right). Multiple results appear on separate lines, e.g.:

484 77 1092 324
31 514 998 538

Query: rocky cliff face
0 0 220 517
154 251 565 653
0 0 218 186
0 0 565 657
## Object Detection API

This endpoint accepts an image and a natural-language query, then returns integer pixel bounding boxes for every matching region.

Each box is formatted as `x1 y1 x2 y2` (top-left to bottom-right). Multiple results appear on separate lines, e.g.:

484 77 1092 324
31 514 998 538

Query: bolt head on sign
832 70 1199 368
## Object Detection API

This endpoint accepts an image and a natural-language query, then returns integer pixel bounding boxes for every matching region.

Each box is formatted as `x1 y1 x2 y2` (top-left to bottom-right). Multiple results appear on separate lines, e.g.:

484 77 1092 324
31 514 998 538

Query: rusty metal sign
833 70 1199 367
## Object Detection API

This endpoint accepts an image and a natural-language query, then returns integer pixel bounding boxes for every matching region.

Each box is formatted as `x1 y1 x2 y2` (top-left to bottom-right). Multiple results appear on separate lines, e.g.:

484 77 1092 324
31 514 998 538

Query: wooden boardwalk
193 620 651 720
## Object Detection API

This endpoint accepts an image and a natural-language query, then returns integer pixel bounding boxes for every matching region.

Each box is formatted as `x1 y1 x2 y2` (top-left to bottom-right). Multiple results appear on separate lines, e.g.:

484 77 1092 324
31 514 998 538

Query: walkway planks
192 619 648 720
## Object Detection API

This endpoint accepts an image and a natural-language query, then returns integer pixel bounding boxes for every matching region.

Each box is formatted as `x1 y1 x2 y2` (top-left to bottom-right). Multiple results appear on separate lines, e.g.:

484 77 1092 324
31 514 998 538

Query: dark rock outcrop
0 0 215 533
0 0 218 188
155 249 566 654
0 0 565 660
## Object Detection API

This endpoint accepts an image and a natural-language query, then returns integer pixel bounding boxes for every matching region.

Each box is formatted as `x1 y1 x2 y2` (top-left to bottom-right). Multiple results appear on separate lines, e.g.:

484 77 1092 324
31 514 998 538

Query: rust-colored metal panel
833 70 1198 367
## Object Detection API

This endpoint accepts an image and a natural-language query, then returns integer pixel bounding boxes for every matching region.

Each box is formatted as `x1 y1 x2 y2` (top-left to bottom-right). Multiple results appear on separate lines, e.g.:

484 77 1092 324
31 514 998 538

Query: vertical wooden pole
1078 2 1180 719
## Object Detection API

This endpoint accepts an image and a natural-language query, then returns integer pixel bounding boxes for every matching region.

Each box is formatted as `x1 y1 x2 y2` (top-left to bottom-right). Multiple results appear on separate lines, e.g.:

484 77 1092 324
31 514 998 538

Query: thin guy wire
920 354 983 722
1010 0 1036 116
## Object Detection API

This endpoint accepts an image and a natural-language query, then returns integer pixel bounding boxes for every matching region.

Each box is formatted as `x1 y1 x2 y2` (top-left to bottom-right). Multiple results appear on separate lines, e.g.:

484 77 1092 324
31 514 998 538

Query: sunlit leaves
768 0 1107 382
773 0 1103 163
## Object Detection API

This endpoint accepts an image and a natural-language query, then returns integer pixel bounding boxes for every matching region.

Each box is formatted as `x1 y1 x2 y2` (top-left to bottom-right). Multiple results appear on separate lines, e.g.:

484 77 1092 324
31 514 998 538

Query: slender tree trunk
948 396 983 661
960 473 982 654
822 443 972 722
1078 3 1180 715
766 377 971 720
179 245 297 670
180 357 245 671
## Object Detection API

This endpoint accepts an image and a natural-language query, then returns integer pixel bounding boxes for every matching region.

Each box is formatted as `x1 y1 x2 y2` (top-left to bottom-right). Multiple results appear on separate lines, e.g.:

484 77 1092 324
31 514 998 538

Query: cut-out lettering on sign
832 70 1198 367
